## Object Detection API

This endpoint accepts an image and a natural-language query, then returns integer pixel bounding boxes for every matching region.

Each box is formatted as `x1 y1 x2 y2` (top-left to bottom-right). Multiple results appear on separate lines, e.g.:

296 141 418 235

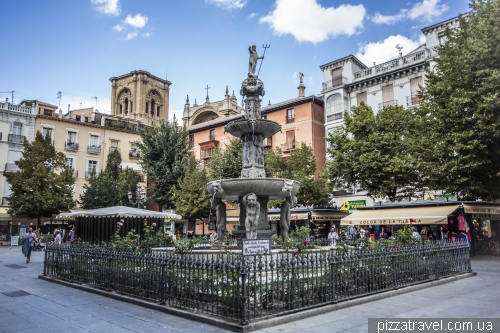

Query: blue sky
1 0 470 123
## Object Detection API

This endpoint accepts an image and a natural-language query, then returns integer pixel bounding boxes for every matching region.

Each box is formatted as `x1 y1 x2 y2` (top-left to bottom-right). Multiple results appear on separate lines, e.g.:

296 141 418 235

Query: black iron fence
43 241 471 325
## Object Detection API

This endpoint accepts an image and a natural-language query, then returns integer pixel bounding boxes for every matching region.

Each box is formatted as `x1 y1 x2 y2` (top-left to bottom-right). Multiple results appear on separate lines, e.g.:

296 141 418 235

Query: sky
1 0 470 123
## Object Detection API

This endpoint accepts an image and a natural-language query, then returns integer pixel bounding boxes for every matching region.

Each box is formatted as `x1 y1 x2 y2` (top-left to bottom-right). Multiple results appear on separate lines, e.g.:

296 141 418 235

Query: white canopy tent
57 206 181 220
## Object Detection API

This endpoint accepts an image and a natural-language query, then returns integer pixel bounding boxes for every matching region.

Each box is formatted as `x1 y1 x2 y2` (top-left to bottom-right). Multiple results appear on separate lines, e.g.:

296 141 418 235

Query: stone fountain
207 45 300 240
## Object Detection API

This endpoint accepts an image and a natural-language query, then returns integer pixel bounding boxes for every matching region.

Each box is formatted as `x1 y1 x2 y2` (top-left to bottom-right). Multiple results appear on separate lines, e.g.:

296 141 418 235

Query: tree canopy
325 103 422 202
265 143 330 206
79 149 139 209
172 154 211 222
206 137 242 181
137 119 190 210
4 131 75 227
417 0 500 200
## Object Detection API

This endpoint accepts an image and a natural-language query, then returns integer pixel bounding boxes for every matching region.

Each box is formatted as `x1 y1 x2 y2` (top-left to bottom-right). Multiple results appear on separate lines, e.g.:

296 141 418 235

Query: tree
137 119 190 210
79 149 138 209
4 132 75 227
265 143 330 206
417 0 500 200
325 103 422 202
172 155 211 223
206 137 242 181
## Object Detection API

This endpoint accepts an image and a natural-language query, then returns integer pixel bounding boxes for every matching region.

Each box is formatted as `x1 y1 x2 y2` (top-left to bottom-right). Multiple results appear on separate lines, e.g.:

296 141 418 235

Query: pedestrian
54 229 62 246
457 230 470 250
69 227 76 244
22 227 37 263
327 227 339 246
412 227 421 240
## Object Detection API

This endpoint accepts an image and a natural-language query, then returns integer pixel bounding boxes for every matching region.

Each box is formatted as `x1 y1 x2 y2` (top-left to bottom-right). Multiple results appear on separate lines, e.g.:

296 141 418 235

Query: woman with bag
22 227 37 263
54 229 62 246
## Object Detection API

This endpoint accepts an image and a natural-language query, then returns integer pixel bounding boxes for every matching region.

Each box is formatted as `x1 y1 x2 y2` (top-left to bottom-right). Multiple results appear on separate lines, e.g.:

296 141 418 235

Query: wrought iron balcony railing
4 163 20 172
8 134 25 144
378 99 398 110
406 95 421 107
65 142 79 151
87 145 101 154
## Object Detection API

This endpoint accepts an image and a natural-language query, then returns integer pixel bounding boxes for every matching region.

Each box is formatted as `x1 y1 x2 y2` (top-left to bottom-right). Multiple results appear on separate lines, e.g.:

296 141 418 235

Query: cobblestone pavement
0 246 498 333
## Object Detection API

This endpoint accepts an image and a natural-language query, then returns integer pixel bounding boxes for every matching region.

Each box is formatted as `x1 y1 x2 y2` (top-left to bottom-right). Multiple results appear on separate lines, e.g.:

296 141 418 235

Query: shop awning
312 211 348 221
341 205 460 226
268 213 309 221
463 204 500 219
57 206 182 220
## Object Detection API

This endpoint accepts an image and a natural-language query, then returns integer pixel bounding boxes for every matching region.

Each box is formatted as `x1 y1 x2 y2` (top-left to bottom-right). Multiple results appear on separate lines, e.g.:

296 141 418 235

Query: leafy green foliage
137 119 190 209
265 143 330 206
172 155 211 222
417 0 500 200
4 132 75 227
206 137 242 181
325 103 422 201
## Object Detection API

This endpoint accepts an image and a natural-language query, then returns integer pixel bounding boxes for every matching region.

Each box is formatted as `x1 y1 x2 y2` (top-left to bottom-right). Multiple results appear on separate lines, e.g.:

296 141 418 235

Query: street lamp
128 184 147 209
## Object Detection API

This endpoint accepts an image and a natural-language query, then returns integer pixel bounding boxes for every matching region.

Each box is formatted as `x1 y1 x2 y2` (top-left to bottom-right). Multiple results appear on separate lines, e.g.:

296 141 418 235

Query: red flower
141 245 146 249
303 239 308 245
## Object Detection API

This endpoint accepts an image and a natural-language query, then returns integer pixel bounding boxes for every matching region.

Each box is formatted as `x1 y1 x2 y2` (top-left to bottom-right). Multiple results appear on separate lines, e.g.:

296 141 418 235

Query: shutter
331 68 342 79
357 92 367 106
382 85 394 104
410 76 423 96
286 130 295 147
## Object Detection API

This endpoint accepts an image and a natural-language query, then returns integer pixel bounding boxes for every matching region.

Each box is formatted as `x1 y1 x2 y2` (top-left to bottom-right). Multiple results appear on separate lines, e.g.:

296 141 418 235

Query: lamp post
128 184 147 209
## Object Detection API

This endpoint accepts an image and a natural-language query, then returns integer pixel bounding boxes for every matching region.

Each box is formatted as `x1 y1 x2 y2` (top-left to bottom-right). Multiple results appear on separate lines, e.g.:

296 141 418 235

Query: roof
319 54 367 70
421 12 468 33
56 206 181 220
20 99 58 109
110 70 172 86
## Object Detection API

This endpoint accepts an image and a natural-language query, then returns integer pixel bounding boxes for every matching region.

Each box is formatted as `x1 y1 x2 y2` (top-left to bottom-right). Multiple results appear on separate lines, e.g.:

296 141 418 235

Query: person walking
54 229 62 246
69 227 76 244
327 227 339 246
22 227 37 263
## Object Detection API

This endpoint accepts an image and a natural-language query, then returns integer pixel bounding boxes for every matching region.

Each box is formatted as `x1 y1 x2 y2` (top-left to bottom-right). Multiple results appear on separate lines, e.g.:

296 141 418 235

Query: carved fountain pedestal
207 75 300 240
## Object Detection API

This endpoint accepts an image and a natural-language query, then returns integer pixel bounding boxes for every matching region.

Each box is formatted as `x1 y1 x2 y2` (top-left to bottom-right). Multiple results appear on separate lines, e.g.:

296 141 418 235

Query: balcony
129 149 139 159
200 147 215 160
322 76 347 91
0 102 35 114
378 100 398 110
4 163 20 172
87 145 101 154
286 116 295 124
2 197 9 206
282 140 296 151
65 142 79 151
406 95 421 107
353 49 429 82
8 134 25 144
326 112 344 122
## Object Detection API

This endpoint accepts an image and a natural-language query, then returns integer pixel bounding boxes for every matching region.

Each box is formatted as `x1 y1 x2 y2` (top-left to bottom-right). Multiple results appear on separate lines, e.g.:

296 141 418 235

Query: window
209 129 216 141
86 160 99 178
381 85 394 107
124 98 129 114
42 127 53 139
285 130 295 150
151 100 155 116
201 147 215 159
130 143 138 158
326 94 343 116
157 106 160 117
286 108 294 123
438 31 447 45
409 76 423 106
89 135 99 147
67 131 77 144
357 92 367 106
327 112 343 122
261 115 267 120
75 115 81 121
12 122 22 136
110 141 119 152
331 68 343 87
66 157 75 170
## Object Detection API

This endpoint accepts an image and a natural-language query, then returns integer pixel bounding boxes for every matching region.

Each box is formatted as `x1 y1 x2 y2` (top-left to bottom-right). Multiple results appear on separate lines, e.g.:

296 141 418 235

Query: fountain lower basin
207 178 300 201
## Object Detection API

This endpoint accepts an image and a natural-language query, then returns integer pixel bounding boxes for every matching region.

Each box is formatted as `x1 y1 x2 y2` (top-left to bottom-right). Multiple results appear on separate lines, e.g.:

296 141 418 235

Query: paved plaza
0 246 498 333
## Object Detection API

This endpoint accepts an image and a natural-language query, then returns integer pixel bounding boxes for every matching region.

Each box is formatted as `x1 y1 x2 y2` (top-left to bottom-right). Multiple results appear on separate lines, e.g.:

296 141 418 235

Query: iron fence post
160 261 166 305
43 247 49 276
329 258 335 302
239 263 249 325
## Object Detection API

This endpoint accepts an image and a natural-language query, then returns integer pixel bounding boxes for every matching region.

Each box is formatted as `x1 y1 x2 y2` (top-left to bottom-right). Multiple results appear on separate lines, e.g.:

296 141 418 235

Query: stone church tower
110 70 171 126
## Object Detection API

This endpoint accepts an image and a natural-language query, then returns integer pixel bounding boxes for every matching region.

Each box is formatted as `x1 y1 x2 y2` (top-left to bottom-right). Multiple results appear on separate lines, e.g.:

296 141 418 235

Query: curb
39 272 476 333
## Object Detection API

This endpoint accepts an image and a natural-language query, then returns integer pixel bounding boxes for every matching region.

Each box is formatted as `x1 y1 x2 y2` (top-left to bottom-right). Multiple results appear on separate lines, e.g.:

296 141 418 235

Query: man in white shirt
327 227 339 246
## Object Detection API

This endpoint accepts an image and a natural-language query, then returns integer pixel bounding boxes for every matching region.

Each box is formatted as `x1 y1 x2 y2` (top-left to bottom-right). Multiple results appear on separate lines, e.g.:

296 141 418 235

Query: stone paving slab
0 246 498 333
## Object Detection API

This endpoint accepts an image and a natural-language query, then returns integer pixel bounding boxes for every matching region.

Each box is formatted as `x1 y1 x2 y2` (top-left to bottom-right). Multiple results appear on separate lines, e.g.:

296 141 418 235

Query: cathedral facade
110 70 171 126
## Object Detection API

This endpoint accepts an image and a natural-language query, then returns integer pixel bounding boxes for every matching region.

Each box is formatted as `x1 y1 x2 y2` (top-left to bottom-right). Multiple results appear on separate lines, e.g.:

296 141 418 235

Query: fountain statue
207 45 300 240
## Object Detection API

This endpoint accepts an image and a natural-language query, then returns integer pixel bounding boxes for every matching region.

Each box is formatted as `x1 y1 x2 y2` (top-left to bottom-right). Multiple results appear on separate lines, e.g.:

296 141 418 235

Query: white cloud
372 9 407 25
206 0 247 11
355 35 420 65
247 12 256 19
90 0 120 16
124 13 148 28
142 32 152 38
308 76 313 86
408 0 449 22
260 0 365 44
372 0 448 25
126 32 138 40
113 24 124 31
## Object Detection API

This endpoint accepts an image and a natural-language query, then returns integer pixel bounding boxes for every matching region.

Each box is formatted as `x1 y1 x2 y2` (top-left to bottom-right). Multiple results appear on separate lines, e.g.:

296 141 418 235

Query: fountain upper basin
207 178 300 200
224 119 281 138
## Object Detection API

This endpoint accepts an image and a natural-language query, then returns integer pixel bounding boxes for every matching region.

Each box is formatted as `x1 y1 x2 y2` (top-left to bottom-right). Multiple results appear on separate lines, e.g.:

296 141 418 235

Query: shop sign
242 239 270 256
466 207 500 215
340 200 366 211
344 219 423 225
472 214 500 219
